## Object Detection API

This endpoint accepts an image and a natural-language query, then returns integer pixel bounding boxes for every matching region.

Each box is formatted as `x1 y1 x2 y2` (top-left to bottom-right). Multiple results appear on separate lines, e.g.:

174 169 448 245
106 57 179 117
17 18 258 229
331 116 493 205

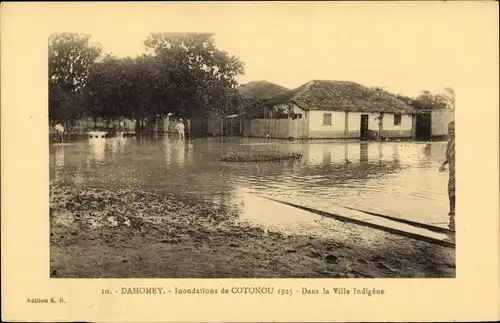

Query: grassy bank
50 183 455 278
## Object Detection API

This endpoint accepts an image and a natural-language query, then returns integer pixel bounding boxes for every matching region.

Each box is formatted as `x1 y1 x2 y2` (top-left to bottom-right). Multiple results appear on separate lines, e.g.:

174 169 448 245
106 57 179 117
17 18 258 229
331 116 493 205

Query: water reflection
235 189 336 238
110 138 119 155
55 146 65 167
161 134 193 166
377 143 384 166
52 146 66 181
50 137 452 232
360 143 369 164
392 144 399 160
108 135 127 155
177 141 186 165
89 137 106 162
322 147 332 164
236 189 456 240
301 142 389 166
163 135 172 164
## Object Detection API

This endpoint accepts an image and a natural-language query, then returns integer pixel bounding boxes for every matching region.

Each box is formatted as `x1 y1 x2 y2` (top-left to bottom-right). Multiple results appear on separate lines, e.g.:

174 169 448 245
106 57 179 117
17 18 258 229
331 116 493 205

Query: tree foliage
144 33 245 118
242 97 267 119
49 33 102 122
370 86 455 111
49 33 102 93
49 32 246 134
394 89 455 111
211 85 242 114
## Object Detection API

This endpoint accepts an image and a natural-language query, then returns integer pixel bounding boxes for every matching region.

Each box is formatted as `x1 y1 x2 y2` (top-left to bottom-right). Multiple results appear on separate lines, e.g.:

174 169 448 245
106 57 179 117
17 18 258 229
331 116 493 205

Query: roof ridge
291 80 316 101
240 80 289 88
264 79 418 114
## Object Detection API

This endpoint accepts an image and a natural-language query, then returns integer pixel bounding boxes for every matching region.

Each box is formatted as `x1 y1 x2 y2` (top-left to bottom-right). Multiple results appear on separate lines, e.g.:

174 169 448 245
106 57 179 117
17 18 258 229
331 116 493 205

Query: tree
144 33 245 118
393 89 455 112
49 33 102 123
48 32 246 136
242 96 267 119
414 90 452 110
49 85 87 131
444 88 455 109
207 86 242 135
86 55 130 125
270 104 292 119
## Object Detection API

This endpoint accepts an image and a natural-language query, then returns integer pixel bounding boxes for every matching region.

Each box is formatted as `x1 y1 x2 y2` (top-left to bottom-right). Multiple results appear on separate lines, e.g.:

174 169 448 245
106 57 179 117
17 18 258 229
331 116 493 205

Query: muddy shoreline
50 183 455 278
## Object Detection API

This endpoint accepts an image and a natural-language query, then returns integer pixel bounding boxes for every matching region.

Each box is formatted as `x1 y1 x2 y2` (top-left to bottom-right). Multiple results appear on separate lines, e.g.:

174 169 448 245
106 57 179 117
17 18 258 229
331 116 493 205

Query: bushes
219 151 302 162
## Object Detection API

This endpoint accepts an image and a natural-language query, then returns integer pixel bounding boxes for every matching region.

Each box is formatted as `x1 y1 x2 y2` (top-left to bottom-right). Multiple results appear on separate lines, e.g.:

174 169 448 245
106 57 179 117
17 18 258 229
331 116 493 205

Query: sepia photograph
49 29 456 279
3 2 499 322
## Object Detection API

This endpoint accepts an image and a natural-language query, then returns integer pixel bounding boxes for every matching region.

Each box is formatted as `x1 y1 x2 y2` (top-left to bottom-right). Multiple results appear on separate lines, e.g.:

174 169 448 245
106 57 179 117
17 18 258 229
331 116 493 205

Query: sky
79 2 472 98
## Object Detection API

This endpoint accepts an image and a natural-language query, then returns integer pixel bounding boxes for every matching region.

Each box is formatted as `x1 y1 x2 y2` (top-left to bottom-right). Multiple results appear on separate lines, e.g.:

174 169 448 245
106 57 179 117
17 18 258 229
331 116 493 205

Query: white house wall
273 105 415 139
380 113 413 138
307 110 379 138
348 113 361 131
382 114 412 131
307 110 347 138
298 142 403 165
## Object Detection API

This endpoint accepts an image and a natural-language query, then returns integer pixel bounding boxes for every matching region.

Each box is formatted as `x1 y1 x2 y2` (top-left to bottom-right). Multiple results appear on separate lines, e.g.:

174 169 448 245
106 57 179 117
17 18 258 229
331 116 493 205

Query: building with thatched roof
238 81 289 100
237 81 290 120
263 80 420 139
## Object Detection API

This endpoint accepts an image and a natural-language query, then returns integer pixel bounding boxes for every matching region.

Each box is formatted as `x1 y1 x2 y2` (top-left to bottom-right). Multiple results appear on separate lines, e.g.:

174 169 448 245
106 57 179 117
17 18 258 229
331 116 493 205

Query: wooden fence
189 117 241 137
242 118 309 139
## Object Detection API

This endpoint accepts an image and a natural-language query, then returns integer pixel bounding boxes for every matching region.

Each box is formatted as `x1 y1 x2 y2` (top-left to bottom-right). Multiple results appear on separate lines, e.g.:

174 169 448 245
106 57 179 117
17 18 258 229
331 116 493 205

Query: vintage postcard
1 1 499 322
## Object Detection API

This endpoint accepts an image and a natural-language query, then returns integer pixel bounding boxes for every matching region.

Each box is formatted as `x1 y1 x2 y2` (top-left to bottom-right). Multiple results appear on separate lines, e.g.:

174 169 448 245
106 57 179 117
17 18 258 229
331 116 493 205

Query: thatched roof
265 80 419 114
238 81 289 100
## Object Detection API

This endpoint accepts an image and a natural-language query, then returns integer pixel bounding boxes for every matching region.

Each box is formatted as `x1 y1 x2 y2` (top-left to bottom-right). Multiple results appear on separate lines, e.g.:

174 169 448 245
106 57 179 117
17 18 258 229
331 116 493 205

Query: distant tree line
372 87 455 111
49 32 245 134
406 88 455 111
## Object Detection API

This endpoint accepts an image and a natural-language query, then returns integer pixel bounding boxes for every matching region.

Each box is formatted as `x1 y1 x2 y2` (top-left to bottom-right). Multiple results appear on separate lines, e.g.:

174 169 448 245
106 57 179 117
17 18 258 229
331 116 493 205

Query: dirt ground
50 183 455 278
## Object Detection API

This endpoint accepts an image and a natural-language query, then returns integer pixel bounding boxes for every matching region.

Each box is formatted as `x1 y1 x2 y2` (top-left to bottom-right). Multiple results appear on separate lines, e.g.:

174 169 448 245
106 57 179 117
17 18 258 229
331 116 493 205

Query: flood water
50 135 452 235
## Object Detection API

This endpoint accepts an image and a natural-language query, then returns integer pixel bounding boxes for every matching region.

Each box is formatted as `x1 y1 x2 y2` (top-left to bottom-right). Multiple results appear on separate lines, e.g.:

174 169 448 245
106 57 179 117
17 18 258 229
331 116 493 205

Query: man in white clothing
54 122 65 143
175 119 185 140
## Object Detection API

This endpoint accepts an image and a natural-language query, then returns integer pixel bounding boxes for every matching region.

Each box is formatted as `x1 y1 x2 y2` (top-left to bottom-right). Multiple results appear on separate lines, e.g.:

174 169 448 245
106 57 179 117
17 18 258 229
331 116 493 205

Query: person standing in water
439 121 455 222
175 118 185 140
54 121 65 143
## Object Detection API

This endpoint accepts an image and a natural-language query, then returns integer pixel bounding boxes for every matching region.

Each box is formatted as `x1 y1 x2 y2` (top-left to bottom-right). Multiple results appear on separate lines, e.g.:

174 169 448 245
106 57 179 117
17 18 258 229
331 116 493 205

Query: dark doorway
360 114 369 140
416 112 432 141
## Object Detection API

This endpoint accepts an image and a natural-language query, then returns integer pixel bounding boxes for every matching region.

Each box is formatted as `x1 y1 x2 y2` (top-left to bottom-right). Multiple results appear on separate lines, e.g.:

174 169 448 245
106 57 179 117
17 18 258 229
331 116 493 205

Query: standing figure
54 122 65 143
439 121 455 225
175 119 185 140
